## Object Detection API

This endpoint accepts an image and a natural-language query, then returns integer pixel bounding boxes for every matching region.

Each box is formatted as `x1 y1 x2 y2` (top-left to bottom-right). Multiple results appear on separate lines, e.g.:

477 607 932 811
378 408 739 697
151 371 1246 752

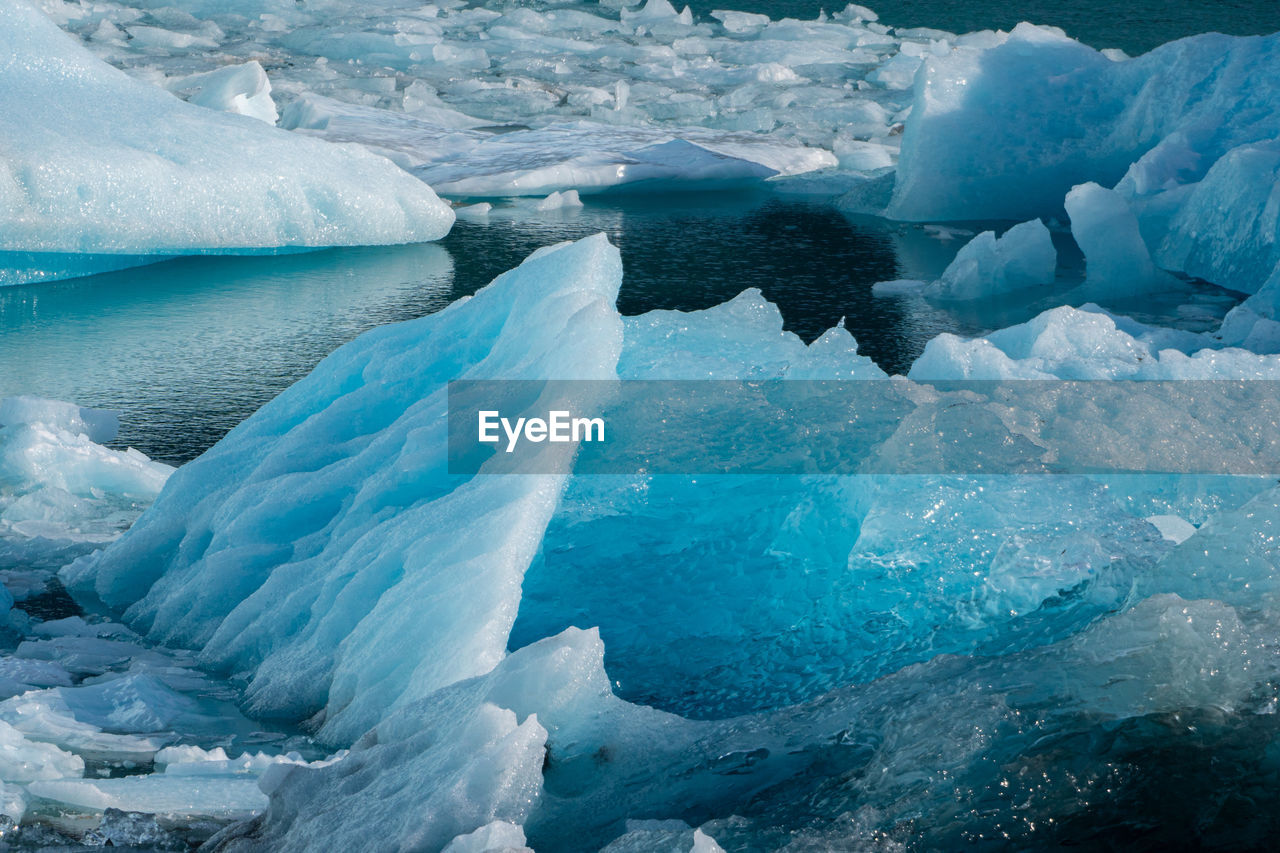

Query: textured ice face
1 0 453 280
880 22 1280 304
0 396 172 572
63 234 625 745
886 25 1280 223
922 218 1057 301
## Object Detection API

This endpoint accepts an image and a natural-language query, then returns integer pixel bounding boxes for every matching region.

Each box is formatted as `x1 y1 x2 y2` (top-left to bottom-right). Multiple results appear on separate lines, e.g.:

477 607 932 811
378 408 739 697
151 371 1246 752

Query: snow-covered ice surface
1 0 453 285
36 0 919 201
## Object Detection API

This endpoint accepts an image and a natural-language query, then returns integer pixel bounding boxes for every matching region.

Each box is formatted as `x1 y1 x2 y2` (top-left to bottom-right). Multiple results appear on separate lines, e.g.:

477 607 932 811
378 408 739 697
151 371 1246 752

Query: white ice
1 0 452 281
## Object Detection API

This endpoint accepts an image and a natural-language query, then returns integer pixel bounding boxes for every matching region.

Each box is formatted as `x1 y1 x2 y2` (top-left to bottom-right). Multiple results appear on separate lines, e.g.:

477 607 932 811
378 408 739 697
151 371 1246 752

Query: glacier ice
0 396 172 571
281 97 837 197
886 25 1280 223
919 218 1057 301
1 0 452 282
167 60 278 124
64 234 625 745
909 305 1280 380
29 225 1280 849
11 3 1280 844
1066 182 1174 295
37 0 944 205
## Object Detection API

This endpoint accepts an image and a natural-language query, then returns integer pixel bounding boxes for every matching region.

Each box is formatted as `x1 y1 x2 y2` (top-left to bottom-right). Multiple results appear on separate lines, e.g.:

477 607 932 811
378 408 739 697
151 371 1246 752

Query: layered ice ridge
63 234 624 745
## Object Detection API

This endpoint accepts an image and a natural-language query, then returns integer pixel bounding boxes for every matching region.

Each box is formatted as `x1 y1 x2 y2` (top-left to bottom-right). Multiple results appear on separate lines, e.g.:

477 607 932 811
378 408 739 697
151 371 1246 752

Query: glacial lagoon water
0 193 1243 465
688 0 1280 54
5 0 1280 848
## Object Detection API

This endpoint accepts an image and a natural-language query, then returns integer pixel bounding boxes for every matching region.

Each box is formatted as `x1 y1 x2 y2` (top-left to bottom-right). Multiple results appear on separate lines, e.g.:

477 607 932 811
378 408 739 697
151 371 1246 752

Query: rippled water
2 192 1246 464
687 0 1280 54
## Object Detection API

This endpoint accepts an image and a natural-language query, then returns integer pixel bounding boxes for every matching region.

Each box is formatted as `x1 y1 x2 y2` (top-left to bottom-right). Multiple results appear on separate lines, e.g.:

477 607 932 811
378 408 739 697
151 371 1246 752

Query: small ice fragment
872 279 927 296
1146 514 1197 544
455 202 492 220
535 190 584 211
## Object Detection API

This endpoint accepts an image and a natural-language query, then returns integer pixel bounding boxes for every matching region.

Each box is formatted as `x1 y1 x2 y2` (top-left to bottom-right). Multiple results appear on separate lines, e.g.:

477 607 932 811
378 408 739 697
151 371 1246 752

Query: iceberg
0 0 453 283
886 25 1280 223
1065 182 1175 295
918 218 1057 301
37 230 1280 849
64 235 625 745
908 305 1280 380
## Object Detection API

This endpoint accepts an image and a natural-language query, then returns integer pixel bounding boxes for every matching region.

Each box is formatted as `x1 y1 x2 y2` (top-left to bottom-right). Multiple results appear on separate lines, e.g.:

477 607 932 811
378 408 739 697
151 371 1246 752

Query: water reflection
0 244 455 463
0 192 1245 464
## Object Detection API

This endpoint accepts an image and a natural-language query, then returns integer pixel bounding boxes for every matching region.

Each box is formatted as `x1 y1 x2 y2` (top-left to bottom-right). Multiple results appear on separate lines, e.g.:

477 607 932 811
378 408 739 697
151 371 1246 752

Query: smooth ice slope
63 235 625 745
0 0 452 265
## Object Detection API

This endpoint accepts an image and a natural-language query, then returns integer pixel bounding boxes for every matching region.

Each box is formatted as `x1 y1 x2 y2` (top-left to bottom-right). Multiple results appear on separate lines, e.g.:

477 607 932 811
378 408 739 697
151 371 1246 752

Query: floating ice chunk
922 219 1056 301
31 617 138 640
622 0 693 27
1217 265 1280 352
217 704 546 852
0 658 73 700
27 775 268 819
0 681 173 762
125 25 218 52
0 398 118 444
221 628 687 853
283 97 834 197
442 821 532 853
156 745 343 777
169 61 278 124
0 718 84 782
710 10 769 33
1065 182 1174 294
1153 485 1280 607
1146 514 1197 544
64 236 625 744
535 190 583 211
83 808 182 849
887 26 1280 222
602 822 725 853
41 673 202 734
0 781 26 823
866 51 922 90
0 0 452 267
909 305 1280 379
871 279 927 296
455 202 493 220
1155 142 1280 294
0 397 172 570
618 289 884 379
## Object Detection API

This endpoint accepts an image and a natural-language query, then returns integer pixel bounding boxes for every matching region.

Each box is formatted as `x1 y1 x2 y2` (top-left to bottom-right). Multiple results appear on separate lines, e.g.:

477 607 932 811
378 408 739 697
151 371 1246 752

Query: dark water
0 194 959 464
2 192 1244 465
688 0 1280 54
